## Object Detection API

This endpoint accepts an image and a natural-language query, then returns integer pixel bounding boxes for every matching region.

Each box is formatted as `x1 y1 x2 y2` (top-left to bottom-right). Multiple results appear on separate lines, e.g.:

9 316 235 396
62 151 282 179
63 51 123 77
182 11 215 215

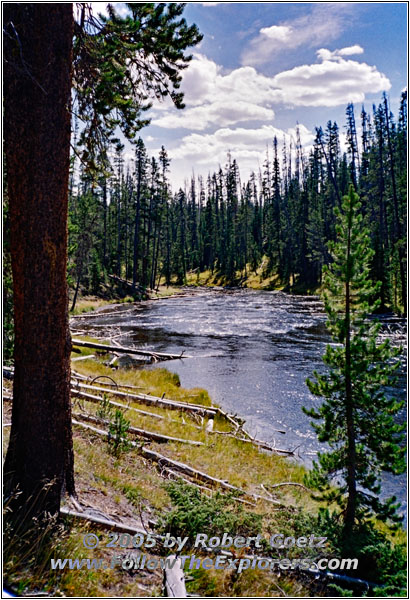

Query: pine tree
304 186 405 540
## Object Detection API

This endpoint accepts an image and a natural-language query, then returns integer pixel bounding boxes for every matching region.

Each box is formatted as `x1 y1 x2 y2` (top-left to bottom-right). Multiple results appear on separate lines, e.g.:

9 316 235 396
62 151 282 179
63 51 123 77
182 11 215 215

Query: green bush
159 481 261 545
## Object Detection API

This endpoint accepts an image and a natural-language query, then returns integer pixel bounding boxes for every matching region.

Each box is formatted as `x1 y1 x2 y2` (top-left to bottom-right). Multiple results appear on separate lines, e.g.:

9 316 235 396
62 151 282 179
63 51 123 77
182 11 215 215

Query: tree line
69 92 407 315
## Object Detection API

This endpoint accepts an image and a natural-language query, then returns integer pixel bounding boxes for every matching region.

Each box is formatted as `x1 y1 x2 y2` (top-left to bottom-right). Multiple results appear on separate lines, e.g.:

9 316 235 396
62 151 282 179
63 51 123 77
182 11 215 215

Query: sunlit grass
5 349 405 596
69 297 112 315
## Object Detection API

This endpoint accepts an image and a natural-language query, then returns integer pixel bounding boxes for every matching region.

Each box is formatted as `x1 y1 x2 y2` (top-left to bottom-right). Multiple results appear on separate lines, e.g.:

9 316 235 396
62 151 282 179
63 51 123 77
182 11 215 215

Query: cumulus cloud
316 45 364 61
151 54 278 130
152 50 390 132
170 124 314 166
270 55 390 107
241 3 357 66
153 101 275 131
259 25 293 43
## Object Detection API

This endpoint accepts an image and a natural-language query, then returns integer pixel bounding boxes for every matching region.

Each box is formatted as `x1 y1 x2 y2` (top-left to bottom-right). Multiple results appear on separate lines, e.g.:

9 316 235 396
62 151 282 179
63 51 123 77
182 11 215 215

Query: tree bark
3 4 75 516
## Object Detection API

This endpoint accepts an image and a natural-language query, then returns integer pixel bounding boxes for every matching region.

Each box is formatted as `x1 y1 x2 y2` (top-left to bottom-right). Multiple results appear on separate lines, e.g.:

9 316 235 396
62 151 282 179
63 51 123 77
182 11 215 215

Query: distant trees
304 186 405 538
67 94 406 316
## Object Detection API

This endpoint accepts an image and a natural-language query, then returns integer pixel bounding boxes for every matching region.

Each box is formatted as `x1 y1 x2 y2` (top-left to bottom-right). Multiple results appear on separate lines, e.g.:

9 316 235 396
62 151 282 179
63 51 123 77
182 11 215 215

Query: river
74 288 407 518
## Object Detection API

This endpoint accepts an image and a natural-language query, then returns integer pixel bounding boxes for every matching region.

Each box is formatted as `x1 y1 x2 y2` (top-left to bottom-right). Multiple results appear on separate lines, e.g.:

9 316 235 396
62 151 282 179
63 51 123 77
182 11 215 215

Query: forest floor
3 329 406 596
3 341 329 598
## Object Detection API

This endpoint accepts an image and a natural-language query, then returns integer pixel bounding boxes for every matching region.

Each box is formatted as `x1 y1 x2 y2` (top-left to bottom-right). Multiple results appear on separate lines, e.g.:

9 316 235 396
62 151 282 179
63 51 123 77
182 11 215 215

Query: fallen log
209 430 291 455
73 412 204 446
164 555 187 598
162 467 213 495
71 388 165 421
108 274 147 295
162 468 256 507
73 419 284 506
216 407 244 431
60 507 147 536
139 447 283 506
73 382 217 417
72 338 187 361
268 482 309 491
72 354 96 362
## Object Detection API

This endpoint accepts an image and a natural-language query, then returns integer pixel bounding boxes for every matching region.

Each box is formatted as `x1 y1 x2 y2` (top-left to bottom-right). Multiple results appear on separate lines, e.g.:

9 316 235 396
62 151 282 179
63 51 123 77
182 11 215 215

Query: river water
74 289 407 518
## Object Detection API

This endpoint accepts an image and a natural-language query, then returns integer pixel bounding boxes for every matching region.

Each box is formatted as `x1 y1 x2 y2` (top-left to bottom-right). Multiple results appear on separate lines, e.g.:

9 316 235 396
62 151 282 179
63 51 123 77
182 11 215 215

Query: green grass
4 353 406 597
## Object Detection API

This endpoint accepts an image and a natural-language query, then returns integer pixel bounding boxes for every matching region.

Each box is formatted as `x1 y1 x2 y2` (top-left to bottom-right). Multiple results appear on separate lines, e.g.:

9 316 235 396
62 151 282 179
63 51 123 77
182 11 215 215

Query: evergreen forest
67 93 407 315
2 3 407 597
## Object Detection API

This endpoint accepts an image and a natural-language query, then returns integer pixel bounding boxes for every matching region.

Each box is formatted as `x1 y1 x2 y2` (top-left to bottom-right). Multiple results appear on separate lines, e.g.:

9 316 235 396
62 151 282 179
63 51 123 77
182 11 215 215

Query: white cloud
338 44 364 57
166 122 317 190
153 101 274 131
259 25 293 43
316 45 364 62
151 54 277 130
270 56 390 107
241 3 357 66
170 124 314 166
152 51 390 132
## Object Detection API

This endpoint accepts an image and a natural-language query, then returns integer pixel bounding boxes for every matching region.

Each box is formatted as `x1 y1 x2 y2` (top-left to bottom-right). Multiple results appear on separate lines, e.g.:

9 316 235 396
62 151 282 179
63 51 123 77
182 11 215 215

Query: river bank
3 348 316 597
4 291 406 596
68 261 323 317
69 288 407 512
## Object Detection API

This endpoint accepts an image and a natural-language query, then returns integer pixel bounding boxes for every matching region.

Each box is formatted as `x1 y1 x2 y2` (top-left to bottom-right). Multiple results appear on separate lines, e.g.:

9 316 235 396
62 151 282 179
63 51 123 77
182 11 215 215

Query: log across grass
3 354 406 597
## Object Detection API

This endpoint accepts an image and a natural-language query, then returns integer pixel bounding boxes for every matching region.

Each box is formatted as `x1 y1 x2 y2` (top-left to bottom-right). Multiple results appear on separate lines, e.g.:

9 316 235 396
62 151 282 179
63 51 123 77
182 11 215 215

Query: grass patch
4 353 406 596
70 297 112 315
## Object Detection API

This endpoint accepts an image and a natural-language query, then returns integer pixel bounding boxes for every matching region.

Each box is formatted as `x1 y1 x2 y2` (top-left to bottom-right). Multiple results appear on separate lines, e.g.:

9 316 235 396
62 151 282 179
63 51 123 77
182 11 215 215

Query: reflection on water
75 289 407 518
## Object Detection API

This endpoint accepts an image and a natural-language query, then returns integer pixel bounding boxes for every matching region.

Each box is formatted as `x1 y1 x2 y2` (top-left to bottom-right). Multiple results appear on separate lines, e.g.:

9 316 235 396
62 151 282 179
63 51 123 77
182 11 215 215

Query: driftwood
73 382 217 417
71 388 165 421
72 373 144 392
87 379 144 392
216 407 244 431
210 430 293 455
71 388 211 431
72 338 187 361
163 468 256 507
73 419 282 505
70 306 139 320
60 507 147 536
139 447 284 506
162 467 213 495
73 412 203 446
72 354 96 362
269 482 309 491
163 555 187 598
71 369 88 381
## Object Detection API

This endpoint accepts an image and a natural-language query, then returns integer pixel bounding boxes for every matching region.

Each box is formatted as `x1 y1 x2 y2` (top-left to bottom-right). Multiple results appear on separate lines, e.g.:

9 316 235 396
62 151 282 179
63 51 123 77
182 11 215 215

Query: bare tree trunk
4 4 75 517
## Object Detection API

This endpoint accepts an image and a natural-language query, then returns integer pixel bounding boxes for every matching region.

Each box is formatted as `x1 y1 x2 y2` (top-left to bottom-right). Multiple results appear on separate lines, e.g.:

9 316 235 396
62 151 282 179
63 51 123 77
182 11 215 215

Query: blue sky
92 1 407 189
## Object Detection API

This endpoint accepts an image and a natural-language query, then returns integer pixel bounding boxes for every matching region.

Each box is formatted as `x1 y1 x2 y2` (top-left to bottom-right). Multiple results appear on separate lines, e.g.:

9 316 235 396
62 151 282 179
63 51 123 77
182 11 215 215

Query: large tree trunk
3 4 75 517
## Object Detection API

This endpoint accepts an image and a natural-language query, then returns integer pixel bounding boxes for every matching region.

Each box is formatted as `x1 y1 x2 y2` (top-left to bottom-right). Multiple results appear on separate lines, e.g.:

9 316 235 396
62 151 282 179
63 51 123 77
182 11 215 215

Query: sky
92 1 408 190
